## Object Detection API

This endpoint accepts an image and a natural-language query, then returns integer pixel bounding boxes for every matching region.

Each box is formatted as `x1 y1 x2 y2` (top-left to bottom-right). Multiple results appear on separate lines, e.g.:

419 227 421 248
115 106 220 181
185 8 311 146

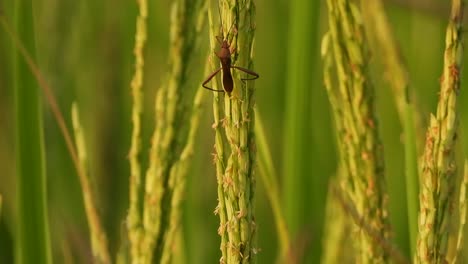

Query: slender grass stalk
6 2 53 263
208 0 258 263
323 0 390 262
415 1 465 263
138 1 205 263
332 185 410 264
451 160 467 264
1 13 110 264
283 0 321 239
160 60 207 264
127 0 147 261
0 194 2 218
359 0 419 254
255 109 290 261
208 5 229 263
71 103 111 264
321 175 352 264
322 34 360 264
402 104 418 250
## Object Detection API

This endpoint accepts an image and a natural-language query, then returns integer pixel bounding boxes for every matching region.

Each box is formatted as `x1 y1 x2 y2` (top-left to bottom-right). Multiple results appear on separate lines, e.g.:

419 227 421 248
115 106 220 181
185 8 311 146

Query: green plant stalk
127 0 147 261
282 0 321 238
10 2 52 263
323 0 390 262
160 66 207 264
2 13 112 264
415 0 465 263
333 185 410 264
138 0 205 263
403 104 418 253
3 5 117 264
255 109 290 260
207 4 229 262
321 51 352 264
71 103 111 264
209 0 257 263
321 177 357 264
452 160 467 264
360 0 419 254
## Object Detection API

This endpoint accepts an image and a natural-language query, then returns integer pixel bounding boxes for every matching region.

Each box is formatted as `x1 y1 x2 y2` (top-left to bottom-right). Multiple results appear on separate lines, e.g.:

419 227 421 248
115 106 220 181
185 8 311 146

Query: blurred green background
0 0 467 263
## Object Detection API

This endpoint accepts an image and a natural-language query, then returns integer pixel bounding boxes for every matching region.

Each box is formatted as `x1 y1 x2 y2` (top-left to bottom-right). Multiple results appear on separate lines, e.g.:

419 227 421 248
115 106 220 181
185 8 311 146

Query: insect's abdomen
222 68 234 94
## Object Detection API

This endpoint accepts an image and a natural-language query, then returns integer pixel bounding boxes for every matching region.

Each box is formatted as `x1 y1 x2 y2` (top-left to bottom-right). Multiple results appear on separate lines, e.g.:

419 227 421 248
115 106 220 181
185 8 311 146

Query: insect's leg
230 46 236 55
216 36 223 45
202 67 225 92
231 66 259 82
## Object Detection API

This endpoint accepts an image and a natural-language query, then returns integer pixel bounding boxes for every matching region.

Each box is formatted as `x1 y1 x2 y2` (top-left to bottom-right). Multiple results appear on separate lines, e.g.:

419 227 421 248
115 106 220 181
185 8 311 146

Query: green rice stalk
282 0 321 240
255 109 290 261
451 160 468 264
332 185 410 264
71 103 111 264
323 0 390 262
207 4 229 262
415 1 465 263
7 3 52 263
208 0 258 263
321 176 354 264
160 61 207 264
127 0 147 261
322 41 355 264
1 13 110 264
138 0 205 263
359 0 420 254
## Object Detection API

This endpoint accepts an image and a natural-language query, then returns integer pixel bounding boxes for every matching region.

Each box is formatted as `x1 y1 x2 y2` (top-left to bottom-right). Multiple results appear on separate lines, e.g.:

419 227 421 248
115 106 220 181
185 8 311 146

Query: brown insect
202 30 259 95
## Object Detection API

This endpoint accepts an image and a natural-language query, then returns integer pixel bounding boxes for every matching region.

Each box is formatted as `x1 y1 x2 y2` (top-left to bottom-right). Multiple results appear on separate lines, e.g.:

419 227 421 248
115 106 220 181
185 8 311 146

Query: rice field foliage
0 0 468 263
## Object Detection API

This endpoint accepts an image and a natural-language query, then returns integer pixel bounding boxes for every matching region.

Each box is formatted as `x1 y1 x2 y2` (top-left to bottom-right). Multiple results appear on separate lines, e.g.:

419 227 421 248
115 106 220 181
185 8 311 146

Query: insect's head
221 40 230 49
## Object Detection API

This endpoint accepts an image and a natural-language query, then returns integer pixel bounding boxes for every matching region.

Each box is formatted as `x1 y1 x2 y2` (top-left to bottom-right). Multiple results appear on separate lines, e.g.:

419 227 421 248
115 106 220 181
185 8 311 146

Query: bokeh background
1 0 468 263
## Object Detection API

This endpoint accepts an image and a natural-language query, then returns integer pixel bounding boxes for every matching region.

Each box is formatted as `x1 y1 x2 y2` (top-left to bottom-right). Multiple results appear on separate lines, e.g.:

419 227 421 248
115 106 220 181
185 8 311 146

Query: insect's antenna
226 18 236 40
217 0 235 41
217 0 223 38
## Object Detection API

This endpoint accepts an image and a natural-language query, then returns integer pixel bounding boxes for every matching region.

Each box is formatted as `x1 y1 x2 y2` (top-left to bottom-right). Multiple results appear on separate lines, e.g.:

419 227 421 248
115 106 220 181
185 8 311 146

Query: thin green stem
1 12 110 264
160 57 208 264
403 104 418 254
9 2 52 263
71 103 111 264
321 176 354 264
332 186 410 264
208 3 229 262
283 0 321 239
255 109 290 261
452 160 468 264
